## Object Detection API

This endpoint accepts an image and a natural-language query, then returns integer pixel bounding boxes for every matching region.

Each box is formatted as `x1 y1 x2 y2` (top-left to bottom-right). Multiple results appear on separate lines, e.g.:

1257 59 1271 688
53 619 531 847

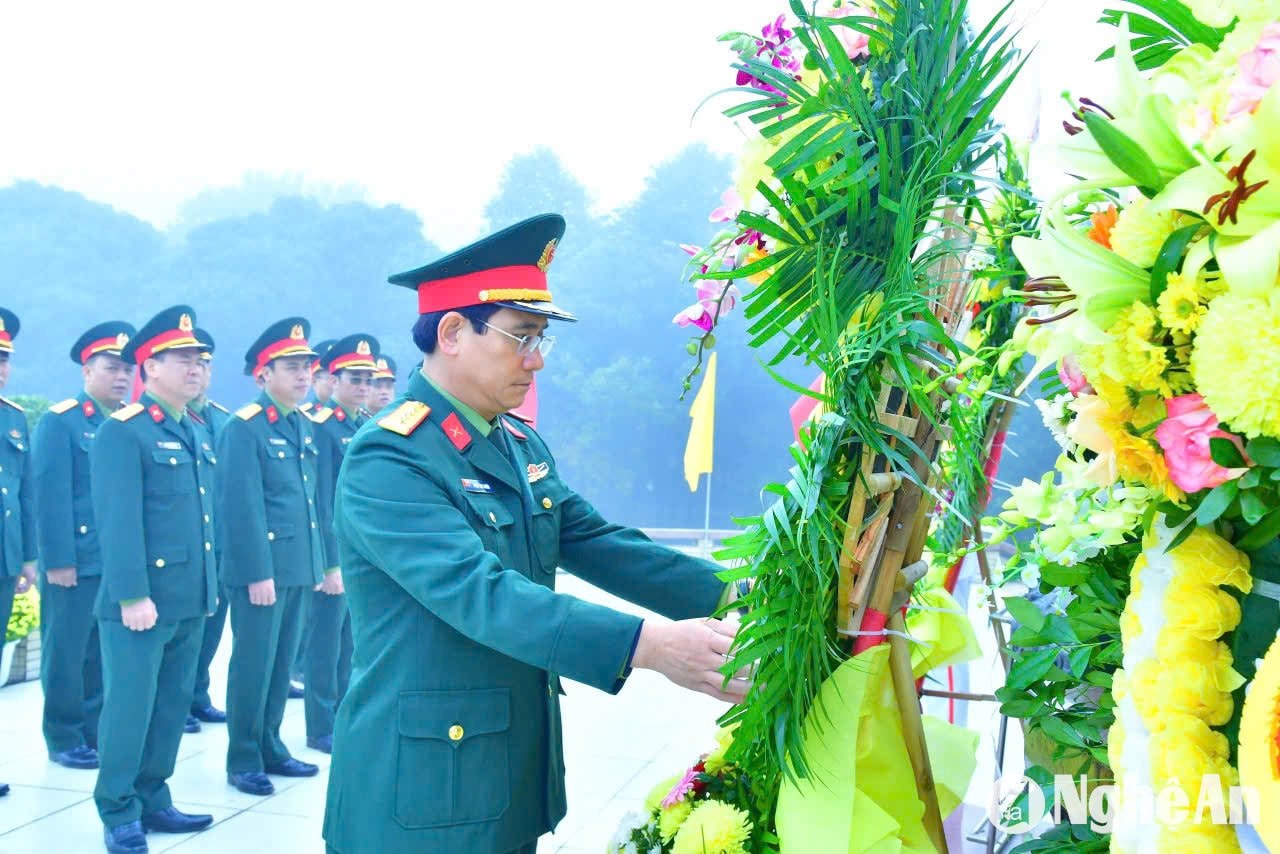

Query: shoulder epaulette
0 395 24 412
378 401 431 436
236 403 264 421
110 403 144 422
209 400 230 414
300 402 314 413
311 407 333 424
49 398 78 415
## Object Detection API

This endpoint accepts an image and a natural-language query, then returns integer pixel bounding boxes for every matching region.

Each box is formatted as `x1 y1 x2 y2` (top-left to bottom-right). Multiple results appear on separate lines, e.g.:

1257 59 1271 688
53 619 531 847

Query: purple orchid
672 279 742 332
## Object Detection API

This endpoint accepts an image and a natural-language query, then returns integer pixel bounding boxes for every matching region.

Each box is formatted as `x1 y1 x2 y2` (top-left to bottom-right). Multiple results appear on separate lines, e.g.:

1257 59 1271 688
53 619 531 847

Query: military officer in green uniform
187 328 232 728
303 333 379 754
91 306 217 853
0 306 37 800
322 216 747 854
34 321 136 770
300 339 336 416
217 318 326 796
369 354 397 413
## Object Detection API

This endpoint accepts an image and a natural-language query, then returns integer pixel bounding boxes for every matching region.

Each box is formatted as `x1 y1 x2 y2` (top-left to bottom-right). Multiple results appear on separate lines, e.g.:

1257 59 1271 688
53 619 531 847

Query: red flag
130 366 143 403
510 375 538 428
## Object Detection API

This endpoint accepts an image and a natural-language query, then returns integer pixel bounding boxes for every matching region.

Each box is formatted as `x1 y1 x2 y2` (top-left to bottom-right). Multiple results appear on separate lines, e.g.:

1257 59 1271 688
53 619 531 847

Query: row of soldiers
0 304 399 854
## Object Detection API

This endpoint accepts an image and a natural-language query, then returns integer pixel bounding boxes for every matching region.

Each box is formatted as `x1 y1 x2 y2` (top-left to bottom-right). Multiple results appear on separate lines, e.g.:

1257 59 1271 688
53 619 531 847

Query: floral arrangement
6 588 39 643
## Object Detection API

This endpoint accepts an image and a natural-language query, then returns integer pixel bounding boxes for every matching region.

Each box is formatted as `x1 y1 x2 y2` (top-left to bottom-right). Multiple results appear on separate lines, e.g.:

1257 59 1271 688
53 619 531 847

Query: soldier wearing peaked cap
301 339 337 415
322 215 748 854
90 306 217 853
369 354 397 413
186 328 232 728
0 307 36 801
33 321 135 773
302 333 380 754
216 318 326 797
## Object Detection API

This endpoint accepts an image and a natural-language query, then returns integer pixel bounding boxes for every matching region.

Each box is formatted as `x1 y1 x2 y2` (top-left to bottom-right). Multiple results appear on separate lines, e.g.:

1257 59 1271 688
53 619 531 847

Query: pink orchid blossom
661 765 701 809
1154 394 1250 493
827 3 873 61
680 243 702 257
672 282 741 332
1227 23 1280 120
1058 355 1093 396
709 188 744 223
736 14 802 94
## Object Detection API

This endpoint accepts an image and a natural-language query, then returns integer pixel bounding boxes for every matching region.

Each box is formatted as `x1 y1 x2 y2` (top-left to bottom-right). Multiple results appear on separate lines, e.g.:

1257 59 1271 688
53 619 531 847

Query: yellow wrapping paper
906 586 982 679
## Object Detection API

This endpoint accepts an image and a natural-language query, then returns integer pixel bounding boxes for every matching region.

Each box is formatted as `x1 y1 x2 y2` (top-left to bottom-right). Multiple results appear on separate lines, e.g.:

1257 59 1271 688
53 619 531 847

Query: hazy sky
0 0 1111 247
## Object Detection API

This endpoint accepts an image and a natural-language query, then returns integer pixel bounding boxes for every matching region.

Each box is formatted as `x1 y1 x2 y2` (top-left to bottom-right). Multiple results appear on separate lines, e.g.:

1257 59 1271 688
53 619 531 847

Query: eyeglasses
480 322 557 358
340 374 373 386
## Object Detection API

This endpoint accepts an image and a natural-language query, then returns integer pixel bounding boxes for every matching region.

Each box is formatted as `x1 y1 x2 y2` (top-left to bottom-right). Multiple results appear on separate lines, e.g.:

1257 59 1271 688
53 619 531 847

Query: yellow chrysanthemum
702 725 738 775
658 799 694 842
1191 291 1280 438
1110 199 1181 268
672 801 752 854
1157 272 1208 333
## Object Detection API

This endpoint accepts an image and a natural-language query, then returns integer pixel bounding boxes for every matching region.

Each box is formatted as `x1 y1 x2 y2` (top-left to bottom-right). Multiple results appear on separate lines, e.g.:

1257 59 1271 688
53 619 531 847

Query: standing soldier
187 328 232 730
91 306 217 853
303 333 378 754
300 339 335 416
0 307 37 800
217 318 325 797
369 355 397 413
34 321 136 771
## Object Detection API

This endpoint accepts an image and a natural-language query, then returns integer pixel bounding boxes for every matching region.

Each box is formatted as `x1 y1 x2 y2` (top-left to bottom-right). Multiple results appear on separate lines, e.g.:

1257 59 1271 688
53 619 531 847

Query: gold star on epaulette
236 403 264 421
377 401 431 436
111 403 144 422
49 398 78 415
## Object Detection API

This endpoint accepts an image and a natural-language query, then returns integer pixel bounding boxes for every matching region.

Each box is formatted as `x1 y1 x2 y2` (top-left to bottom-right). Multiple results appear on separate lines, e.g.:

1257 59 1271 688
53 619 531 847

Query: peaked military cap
388 213 576 322
122 305 210 365
372 354 397 380
310 339 336 374
70 321 136 364
0 307 20 354
194 327 216 361
244 317 317 374
323 333 380 373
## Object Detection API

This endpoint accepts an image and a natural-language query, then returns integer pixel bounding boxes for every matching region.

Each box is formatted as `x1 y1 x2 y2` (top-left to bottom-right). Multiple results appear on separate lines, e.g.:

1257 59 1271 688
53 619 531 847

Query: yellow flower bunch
671 801 752 854
1191 290 1280 438
1067 391 1182 501
1110 199 1182 268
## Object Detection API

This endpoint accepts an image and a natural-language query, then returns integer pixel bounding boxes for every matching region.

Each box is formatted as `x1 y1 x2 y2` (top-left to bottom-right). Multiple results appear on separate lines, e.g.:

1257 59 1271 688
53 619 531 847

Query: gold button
169 457 177 465
155 559 165 568
278 452 286 459
79 525 89 534
542 497 553 509
311 522 317 529
448 725 464 741
267 532 275 541
488 512 497 523
204 515 210 523
205 542 212 551
200 487 206 495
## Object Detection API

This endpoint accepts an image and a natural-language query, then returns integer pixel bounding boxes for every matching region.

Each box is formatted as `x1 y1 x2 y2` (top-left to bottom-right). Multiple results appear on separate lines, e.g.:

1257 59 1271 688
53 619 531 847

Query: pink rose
827 3 873 61
1226 23 1280 120
1058 355 1093 396
1154 394 1249 493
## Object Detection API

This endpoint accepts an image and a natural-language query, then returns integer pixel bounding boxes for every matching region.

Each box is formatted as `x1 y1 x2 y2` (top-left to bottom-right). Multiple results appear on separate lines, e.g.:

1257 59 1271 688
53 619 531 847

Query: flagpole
702 473 713 555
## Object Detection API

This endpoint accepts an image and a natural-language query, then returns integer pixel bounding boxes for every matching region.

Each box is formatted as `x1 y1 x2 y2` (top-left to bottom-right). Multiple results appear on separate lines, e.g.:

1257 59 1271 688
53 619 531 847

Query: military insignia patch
179 313 194 332
440 412 471 451
537 238 558 273
236 403 263 421
461 478 494 494
377 401 431 436
289 324 305 340
83 400 96 417
148 405 165 423
356 340 371 355
111 403 144 422
266 405 279 424
8 429 19 438
526 462 549 483
49 398 78 415
311 407 333 424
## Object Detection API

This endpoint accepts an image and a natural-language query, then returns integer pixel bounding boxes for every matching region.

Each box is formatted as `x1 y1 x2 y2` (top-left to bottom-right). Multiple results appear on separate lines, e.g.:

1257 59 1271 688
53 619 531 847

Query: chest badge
157 441 183 450
461 478 494 494
527 462 550 484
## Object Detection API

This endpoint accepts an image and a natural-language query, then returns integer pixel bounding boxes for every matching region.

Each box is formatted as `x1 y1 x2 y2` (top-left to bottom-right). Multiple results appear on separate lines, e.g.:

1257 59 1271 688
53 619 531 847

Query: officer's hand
632 618 751 704
16 561 36 594
248 578 277 606
121 598 159 631
47 567 78 588
316 570 344 596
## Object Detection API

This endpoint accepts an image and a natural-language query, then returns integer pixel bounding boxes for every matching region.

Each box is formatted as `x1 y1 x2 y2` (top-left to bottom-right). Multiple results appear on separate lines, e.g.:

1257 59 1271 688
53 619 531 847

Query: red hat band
256 336 313 372
135 328 200 364
81 335 128 364
416 266 552 314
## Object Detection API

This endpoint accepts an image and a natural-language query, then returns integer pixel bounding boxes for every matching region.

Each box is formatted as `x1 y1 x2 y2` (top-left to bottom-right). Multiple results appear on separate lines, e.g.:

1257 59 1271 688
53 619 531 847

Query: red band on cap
80 336 125 364
255 338 312 371
417 266 547 314
329 353 377 372
135 329 199 365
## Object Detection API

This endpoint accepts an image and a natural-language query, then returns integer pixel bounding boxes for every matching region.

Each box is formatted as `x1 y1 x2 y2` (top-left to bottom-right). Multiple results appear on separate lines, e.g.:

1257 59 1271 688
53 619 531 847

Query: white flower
1020 562 1042 588
608 811 651 853
1035 393 1075 451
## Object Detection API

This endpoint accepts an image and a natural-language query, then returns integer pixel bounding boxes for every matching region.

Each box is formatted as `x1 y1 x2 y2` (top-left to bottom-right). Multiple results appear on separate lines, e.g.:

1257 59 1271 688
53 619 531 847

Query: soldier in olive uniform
217 318 326 797
303 333 379 754
187 328 232 727
322 216 747 854
0 307 38 800
369 354 397 413
34 321 136 770
91 306 217 853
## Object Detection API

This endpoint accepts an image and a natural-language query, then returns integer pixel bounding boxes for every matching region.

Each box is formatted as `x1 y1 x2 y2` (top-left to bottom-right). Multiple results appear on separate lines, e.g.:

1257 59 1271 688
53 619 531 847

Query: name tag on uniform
157 441 182 450
268 438 288 446
461 478 494 494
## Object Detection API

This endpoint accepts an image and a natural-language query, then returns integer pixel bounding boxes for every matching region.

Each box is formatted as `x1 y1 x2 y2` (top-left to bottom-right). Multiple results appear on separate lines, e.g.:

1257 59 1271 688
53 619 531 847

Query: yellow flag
683 352 717 491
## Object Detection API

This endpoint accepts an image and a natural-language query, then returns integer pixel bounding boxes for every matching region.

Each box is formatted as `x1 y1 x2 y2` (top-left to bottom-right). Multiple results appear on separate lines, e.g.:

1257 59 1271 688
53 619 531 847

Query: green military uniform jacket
322 369 725 853
189 399 231 448
310 404 366 569
1 397 37 578
215 393 324 588
33 393 110 576
90 395 217 621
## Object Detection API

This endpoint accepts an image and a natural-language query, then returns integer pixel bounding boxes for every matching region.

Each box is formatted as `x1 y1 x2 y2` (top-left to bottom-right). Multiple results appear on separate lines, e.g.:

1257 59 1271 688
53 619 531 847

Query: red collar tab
148 404 165 423
440 412 472 452
335 408 347 422
82 400 96 418
266 405 280 424
502 419 528 440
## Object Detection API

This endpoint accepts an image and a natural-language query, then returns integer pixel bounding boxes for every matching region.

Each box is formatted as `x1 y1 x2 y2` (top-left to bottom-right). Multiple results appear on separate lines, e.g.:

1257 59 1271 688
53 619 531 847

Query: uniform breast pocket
394 689 511 829
461 494 514 556
3 433 28 475
530 481 568 574
146 449 194 496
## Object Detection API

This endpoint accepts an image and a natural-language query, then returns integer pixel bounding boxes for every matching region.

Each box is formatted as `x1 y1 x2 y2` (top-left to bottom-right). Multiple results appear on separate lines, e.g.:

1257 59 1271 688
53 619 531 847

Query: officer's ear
436 312 468 357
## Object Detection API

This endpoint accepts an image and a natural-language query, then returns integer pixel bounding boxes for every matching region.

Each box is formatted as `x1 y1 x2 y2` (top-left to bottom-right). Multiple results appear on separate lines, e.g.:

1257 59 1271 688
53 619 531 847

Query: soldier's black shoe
0 783 9 797
141 806 213 833
183 715 201 734
265 757 318 777
103 820 148 853
190 704 226 723
305 734 333 754
287 682 304 699
227 771 275 796
50 745 100 769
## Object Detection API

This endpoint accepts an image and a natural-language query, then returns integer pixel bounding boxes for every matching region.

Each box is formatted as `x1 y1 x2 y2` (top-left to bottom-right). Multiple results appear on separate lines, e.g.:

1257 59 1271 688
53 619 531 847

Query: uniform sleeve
91 421 149 602
338 438 643 694
215 418 273 586
316 426 341 570
33 412 76 569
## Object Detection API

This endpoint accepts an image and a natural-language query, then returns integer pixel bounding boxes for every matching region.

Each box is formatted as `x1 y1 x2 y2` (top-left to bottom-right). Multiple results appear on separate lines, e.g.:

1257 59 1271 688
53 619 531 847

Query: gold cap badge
116 332 130 347
356 340 371 355
536 239 558 273
290 324 305 340
178 313 193 332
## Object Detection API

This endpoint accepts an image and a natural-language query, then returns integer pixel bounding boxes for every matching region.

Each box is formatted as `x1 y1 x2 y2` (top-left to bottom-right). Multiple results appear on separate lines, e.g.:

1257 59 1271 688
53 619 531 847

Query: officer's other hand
47 567 78 588
121 598 159 631
316 570 344 596
632 618 751 704
16 561 36 594
249 579 277 606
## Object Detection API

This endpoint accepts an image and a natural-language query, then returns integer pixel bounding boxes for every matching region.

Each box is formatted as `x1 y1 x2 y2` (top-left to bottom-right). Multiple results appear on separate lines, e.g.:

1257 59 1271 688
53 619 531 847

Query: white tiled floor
0 572 1012 853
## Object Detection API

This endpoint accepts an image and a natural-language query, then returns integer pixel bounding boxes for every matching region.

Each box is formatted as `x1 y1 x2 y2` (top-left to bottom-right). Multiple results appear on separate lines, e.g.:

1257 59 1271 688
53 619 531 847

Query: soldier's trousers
192 583 229 710
225 584 307 773
94 617 202 829
303 589 352 738
40 574 104 752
